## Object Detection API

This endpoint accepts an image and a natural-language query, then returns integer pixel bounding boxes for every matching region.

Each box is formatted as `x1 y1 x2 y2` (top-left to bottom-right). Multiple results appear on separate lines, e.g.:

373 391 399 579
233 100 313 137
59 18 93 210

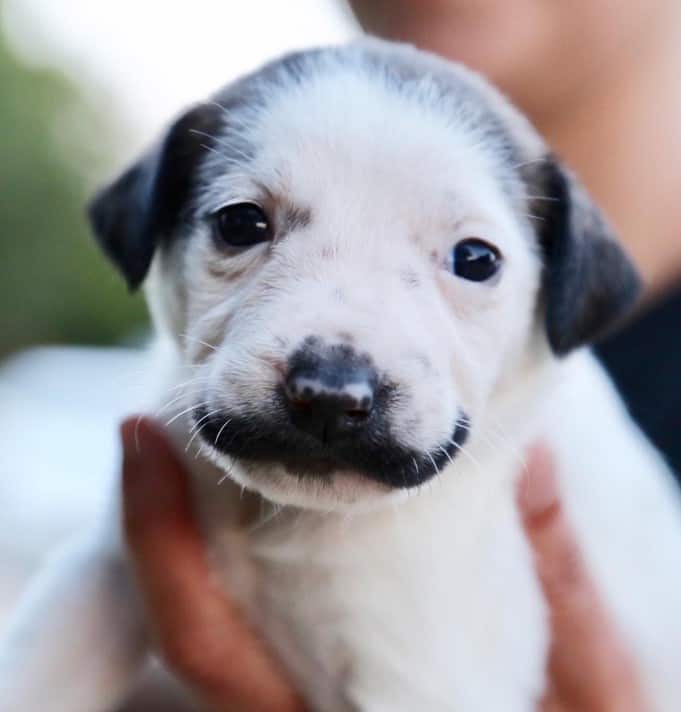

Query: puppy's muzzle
284 343 376 444
195 336 469 488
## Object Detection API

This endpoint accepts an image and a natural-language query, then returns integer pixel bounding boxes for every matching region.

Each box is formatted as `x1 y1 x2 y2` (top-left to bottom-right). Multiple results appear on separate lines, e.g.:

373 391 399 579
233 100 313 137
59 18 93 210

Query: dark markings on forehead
208 47 327 132
357 44 527 191
210 44 524 157
281 205 311 238
401 268 421 289
337 330 355 344
150 101 228 236
182 43 533 231
187 52 326 216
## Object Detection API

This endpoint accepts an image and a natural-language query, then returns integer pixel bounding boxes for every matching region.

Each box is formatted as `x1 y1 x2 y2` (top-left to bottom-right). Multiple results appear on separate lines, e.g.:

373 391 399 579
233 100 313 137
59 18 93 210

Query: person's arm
121 417 306 712
517 445 648 712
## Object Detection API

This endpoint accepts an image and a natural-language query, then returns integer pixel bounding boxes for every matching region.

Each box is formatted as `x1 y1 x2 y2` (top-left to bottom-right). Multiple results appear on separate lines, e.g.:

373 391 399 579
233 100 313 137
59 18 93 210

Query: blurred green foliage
0 26 147 358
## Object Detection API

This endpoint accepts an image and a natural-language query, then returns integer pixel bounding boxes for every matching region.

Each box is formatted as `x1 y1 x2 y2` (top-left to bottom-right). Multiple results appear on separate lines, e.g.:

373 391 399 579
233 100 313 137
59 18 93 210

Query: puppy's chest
202 512 365 709
194 482 549 711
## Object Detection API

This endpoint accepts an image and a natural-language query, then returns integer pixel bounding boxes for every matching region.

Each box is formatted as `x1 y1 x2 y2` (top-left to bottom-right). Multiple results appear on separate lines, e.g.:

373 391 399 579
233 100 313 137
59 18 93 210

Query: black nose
283 342 377 444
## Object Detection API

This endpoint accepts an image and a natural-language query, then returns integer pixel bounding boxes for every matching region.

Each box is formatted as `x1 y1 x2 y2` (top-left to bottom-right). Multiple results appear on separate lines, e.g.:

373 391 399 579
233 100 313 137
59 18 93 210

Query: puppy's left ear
88 103 223 289
530 156 641 355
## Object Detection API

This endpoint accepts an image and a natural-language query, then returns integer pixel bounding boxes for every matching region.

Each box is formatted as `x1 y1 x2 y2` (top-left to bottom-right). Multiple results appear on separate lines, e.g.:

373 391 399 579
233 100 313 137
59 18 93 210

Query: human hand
120 416 306 712
121 418 646 712
518 445 648 712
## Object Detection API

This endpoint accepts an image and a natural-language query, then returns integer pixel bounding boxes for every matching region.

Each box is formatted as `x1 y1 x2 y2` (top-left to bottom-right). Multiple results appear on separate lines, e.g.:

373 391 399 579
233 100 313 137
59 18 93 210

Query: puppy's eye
450 239 502 282
213 203 272 247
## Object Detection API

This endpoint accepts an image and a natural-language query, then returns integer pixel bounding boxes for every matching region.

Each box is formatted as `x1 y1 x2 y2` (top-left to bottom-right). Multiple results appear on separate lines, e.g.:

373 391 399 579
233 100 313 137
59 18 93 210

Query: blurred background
0 0 353 622
0 0 354 357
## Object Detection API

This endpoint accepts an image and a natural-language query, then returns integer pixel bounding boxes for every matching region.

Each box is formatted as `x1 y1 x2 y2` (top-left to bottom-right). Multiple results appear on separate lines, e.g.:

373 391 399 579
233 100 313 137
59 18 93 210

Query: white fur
2 40 681 711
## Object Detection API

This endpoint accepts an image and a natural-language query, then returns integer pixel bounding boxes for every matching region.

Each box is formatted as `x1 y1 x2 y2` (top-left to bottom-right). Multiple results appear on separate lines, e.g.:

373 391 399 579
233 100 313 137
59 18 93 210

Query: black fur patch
281 205 311 238
196 402 470 489
88 102 225 288
527 157 641 355
196 337 469 488
88 44 529 289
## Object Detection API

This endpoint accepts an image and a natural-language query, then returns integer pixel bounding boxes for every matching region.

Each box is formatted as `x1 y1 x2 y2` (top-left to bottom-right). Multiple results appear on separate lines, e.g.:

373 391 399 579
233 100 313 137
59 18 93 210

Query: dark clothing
596 287 681 480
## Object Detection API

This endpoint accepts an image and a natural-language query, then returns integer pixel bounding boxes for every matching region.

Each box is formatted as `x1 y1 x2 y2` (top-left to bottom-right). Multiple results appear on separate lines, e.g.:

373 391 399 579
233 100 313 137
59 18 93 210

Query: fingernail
518 444 559 520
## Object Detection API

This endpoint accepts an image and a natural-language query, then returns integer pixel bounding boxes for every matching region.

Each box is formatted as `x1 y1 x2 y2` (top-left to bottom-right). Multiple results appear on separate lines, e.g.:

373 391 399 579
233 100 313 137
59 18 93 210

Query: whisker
204 103 256 133
439 445 455 467
188 128 235 152
198 142 221 157
426 452 440 477
188 129 254 164
189 407 222 435
411 457 420 485
217 463 234 485
133 414 144 455
248 502 284 533
153 377 213 413
185 418 212 453
524 195 560 203
180 333 220 353
479 420 527 470
214 418 232 447
448 437 483 471
510 157 550 171
165 401 210 427
153 388 203 418
162 372 214 391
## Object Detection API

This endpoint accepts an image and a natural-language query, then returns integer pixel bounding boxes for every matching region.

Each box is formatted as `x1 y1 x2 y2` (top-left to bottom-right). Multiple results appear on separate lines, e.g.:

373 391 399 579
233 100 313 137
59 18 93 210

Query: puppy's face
90 41 639 509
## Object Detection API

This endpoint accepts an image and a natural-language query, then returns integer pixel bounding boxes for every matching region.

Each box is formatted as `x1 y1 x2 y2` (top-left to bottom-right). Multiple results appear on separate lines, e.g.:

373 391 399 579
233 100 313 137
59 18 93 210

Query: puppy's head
89 40 639 509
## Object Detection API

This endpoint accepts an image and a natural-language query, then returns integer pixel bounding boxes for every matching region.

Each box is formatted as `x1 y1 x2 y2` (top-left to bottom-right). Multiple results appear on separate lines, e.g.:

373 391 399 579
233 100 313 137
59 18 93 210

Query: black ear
88 103 224 289
88 150 159 289
530 156 641 355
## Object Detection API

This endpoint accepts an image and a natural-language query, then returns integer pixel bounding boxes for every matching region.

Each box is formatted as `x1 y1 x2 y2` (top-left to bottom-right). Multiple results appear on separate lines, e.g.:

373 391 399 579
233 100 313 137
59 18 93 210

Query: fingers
518 444 647 712
121 417 306 712
120 425 648 712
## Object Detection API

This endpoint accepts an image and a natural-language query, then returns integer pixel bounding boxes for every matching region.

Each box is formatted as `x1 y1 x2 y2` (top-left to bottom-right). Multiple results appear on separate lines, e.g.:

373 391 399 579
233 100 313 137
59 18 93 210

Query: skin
518 446 646 712
121 418 306 712
121 419 647 711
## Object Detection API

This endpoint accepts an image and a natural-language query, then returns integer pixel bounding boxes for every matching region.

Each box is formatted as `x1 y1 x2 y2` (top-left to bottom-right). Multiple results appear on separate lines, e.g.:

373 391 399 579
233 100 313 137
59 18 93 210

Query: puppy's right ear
88 150 159 290
88 103 224 289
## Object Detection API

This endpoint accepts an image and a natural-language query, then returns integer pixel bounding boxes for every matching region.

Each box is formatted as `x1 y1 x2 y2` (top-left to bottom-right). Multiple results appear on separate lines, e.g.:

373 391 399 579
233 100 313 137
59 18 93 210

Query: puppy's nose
284 344 377 443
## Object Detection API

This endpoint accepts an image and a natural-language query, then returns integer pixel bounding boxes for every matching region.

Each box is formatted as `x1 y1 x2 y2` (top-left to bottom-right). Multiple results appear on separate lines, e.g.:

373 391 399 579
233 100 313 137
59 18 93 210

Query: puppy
2 38 681 712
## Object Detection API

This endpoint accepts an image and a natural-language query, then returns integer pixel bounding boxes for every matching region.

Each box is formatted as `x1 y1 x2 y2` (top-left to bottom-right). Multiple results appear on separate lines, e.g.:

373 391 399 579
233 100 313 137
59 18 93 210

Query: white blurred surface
0 346 152 620
3 0 354 153
0 346 152 555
